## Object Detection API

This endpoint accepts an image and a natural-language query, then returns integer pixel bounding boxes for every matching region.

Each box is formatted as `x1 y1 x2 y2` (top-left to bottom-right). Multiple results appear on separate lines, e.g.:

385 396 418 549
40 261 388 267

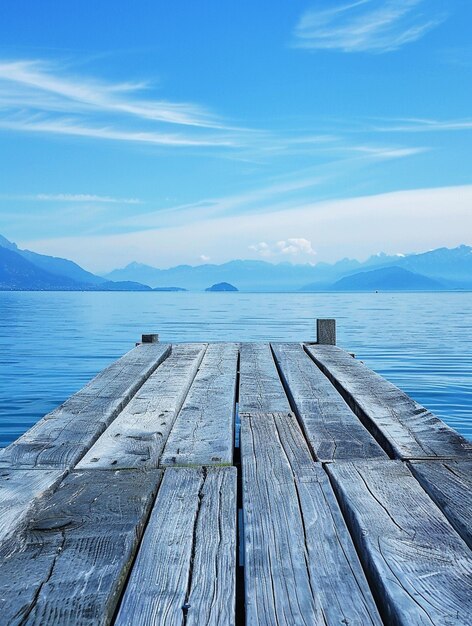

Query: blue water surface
0 291 471 447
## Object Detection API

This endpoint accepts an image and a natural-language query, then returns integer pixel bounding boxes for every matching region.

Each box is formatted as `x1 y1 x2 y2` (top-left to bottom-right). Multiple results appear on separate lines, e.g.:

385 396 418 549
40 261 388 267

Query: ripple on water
0 290 471 446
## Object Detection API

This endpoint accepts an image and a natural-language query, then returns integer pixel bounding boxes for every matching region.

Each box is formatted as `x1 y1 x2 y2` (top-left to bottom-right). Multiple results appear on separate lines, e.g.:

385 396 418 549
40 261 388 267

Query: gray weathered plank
241 411 382 626
327 460 472 626
0 343 171 469
272 343 386 461
239 343 291 412
410 460 472 550
160 343 238 467
0 468 65 547
77 344 207 469
115 466 236 626
0 469 162 626
306 345 472 460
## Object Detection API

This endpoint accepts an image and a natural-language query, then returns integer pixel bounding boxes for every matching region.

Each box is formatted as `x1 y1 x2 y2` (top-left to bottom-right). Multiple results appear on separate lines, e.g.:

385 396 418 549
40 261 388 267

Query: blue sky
0 0 471 272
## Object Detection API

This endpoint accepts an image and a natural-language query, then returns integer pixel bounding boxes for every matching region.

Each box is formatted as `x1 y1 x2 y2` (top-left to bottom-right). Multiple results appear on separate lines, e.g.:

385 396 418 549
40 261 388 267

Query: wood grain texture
160 343 238 467
327 460 472 626
241 411 382 626
0 469 65 547
77 344 207 469
316 318 336 345
0 469 162 626
239 343 290 413
410 460 472 550
0 343 171 470
306 345 472 460
272 343 386 461
115 466 236 626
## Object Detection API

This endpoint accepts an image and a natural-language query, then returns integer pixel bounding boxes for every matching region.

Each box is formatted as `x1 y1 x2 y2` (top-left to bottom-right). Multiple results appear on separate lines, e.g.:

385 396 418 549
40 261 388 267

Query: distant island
205 282 239 292
1 233 472 292
153 287 187 292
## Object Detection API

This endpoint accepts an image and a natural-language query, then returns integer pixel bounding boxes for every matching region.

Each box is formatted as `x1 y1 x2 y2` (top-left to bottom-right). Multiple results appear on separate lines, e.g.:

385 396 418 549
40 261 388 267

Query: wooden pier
1 320 471 625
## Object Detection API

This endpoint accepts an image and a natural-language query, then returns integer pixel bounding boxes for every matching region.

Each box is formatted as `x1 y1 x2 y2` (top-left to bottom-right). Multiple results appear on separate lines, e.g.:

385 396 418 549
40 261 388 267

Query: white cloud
249 242 272 257
293 1 446 53
276 238 316 256
199 254 211 262
250 238 316 258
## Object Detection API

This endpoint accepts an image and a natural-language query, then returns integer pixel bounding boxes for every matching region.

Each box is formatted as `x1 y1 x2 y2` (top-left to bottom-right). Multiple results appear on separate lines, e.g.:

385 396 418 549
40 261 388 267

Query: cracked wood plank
0 469 162 626
306 345 472 460
409 460 472 550
160 343 238 467
240 411 382 626
239 343 291 412
77 344 207 469
272 343 386 461
115 466 236 626
0 469 65 547
327 460 472 626
0 343 171 470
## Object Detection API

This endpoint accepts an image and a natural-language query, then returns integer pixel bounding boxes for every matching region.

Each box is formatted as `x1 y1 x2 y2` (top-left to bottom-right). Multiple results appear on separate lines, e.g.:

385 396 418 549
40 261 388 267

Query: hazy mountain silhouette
0 246 84 290
331 266 444 291
0 235 150 291
106 246 472 291
1 232 471 291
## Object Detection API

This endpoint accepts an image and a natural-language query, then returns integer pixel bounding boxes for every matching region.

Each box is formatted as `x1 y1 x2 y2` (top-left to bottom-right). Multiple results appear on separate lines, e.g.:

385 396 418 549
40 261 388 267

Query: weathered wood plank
0 469 162 626
272 343 386 461
160 343 238 467
241 411 382 626
239 343 291 413
0 343 171 469
327 460 472 626
77 344 207 469
410 460 472 550
0 469 64 547
306 345 472 460
115 466 236 626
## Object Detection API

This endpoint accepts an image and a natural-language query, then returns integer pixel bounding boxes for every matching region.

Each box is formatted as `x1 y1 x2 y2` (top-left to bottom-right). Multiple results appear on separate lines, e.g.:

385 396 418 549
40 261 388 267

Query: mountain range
0 233 471 291
105 246 472 291
0 235 150 291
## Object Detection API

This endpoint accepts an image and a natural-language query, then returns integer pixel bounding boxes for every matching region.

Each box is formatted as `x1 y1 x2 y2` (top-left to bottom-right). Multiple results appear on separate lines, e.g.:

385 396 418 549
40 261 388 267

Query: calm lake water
0 291 471 447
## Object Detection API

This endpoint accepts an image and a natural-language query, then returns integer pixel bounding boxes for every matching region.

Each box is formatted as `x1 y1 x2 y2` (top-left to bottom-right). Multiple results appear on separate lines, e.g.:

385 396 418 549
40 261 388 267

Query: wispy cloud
347 144 427 157
0 115 236 147
293 1 446 53
0 60 227 129
371 117 472 132
109 141 425 233
0 192 143 204
0 59 248 148
34 193 142 204
0 58 430 158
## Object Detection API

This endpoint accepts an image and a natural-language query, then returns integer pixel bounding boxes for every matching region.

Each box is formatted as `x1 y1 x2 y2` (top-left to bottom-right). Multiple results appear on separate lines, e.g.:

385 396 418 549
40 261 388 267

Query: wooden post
316 319 336 345
141 334 159 344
